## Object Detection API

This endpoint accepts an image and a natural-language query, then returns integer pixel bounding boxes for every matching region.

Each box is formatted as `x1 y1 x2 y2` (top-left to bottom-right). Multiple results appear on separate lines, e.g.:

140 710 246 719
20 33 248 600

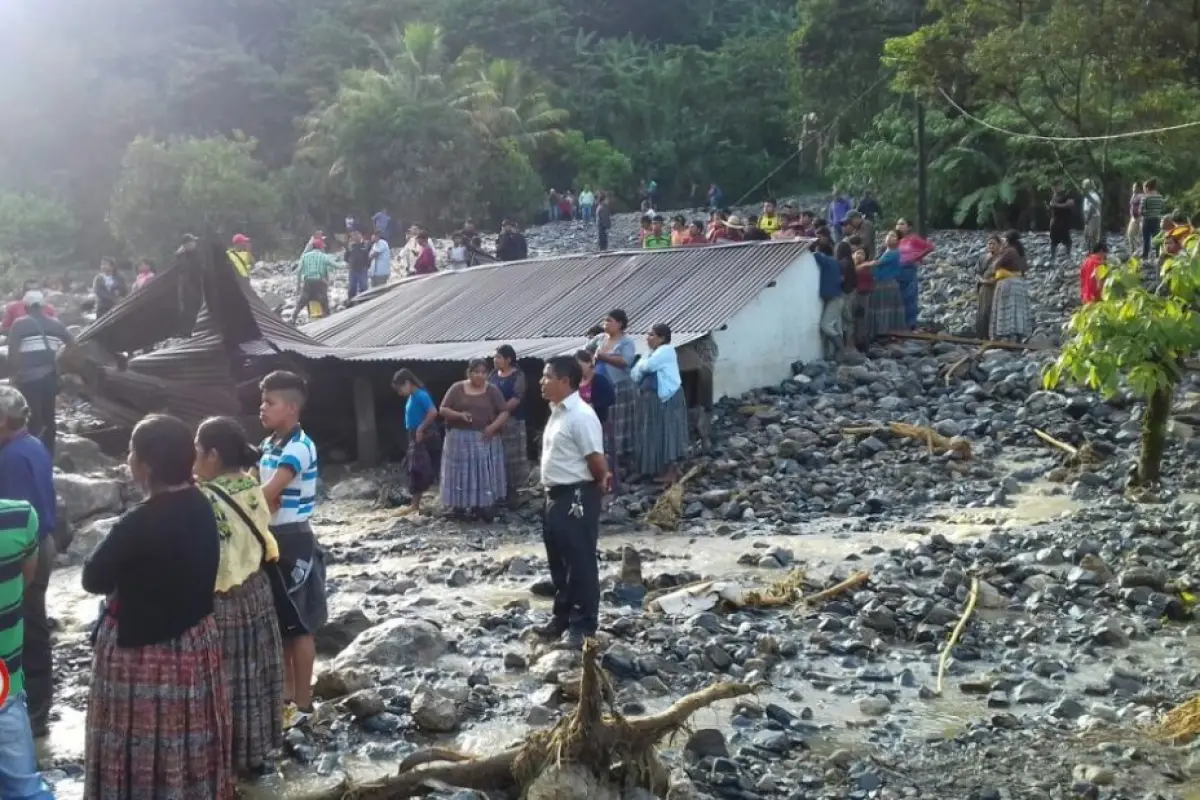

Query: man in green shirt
0 497 52 799
642 215 672 250
291 239 338 323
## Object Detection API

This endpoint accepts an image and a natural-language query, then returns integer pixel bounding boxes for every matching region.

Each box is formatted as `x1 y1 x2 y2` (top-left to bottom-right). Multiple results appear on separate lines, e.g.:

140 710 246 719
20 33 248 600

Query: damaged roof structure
69 239 822 463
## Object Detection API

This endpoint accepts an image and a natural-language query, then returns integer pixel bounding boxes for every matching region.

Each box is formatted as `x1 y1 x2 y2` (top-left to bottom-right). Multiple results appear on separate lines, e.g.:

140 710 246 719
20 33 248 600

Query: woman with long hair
975 234 1002 339
440 358 510 519
194 416 285 778
630 323 689 484
864 230 908 339
489 345 529 506
588 309 638 469
83 414 232 799
392 369 441 514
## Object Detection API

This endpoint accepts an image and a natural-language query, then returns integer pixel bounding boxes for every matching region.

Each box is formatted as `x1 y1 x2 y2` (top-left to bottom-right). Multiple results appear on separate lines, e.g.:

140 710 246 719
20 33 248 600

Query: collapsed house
69 240 822 463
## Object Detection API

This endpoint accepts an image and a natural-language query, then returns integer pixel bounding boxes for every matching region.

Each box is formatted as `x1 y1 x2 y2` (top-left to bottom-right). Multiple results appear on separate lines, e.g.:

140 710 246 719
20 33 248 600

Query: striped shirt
297 250 335 282
259 428 318 525
0 500 38 695
1140 192 1166 220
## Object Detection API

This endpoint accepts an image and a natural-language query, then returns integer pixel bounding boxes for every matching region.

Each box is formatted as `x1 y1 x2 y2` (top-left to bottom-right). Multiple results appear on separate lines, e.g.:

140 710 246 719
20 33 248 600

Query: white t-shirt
540 392 604 486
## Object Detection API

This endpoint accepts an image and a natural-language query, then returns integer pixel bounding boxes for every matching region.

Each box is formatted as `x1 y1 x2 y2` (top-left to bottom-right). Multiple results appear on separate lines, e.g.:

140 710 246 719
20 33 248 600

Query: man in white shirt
1082 179 1103 252
535 355 610 649
369 231 391 288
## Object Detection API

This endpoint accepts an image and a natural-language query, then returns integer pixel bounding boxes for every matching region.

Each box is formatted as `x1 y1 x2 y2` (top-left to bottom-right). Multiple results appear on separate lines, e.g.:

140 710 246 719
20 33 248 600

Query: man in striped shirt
1139 178 1166 260
291 239 338 323
258 371 326 728
0 497 53 798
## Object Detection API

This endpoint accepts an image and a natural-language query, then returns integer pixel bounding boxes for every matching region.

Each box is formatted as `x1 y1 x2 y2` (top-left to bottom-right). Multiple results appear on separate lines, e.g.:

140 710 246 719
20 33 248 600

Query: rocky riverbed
33 211 1200 799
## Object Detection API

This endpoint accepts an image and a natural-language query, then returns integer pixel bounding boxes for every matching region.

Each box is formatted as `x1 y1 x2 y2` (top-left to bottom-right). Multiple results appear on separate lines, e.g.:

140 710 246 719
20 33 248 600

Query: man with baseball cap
6 293 72 457
0 385 57 747
228 234 254 278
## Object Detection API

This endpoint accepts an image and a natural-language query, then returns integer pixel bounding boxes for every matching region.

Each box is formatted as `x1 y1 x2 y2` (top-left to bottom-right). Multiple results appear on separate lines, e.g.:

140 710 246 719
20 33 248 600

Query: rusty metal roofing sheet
244 332 707 363
300 241 811 349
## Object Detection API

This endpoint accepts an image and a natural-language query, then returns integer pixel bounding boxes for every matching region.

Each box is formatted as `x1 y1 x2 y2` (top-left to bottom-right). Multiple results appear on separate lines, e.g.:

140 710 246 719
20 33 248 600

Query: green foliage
108 135 281 263
537 131 635 199
0 193 78 286
1044 240 1200 482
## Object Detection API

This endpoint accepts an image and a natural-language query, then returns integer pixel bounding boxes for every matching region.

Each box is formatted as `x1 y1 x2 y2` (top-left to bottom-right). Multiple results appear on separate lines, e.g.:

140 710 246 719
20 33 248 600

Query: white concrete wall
710 252 824 400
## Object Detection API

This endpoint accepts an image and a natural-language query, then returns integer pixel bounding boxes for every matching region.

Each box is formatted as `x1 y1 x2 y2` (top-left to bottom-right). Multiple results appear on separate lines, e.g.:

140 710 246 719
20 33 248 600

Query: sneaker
283 703 311 729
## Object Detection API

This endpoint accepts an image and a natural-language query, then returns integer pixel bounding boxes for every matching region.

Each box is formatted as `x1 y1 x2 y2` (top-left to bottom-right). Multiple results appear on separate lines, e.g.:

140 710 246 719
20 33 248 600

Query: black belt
544 481 594 497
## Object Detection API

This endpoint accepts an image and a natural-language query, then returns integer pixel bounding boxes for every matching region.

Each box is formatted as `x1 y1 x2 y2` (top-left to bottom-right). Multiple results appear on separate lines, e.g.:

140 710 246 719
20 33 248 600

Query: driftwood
887 330 1054 352
935 576 980 696
644 464 703 531
331 640 755 799
803 571 870 605
843 422 972 459
942 344 994 386
1032 428 1104 466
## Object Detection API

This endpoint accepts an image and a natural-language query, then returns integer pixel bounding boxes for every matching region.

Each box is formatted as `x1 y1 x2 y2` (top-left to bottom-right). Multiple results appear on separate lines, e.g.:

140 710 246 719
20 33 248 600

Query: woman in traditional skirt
865 230 908 339
631 323 689 484
576 349 618 491
391 369 441 514
975 234 1002 339
588 309 638 465
439 358 510 519
194 417 285 778
849 246 874 349
489 345 529 506
990 229 1032 342
83 414 233 799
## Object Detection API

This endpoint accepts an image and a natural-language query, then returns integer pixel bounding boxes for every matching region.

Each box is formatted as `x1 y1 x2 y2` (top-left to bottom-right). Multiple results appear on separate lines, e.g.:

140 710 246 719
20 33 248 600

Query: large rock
315 595 373 656
63 516 119 565
53 435 117 474
55 474 123 523
328 477 378 501
331 618 446 671
313 666 372 700
411 690 460 733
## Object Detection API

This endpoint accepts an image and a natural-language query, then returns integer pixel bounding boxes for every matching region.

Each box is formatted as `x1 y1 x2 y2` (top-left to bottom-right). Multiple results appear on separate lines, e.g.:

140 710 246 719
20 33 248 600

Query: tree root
936 576 979 695
843 422 972 459
803 570 870 606
645 464 704 530
338 639 754 799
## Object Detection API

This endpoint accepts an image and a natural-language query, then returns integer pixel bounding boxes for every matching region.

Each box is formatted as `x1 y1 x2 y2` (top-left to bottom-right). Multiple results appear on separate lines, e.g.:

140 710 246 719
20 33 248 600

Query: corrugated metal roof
244 332 708 363
301 241 811 348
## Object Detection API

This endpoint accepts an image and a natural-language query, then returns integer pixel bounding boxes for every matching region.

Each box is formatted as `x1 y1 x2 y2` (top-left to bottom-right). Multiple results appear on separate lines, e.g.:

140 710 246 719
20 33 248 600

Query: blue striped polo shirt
259 427 318 525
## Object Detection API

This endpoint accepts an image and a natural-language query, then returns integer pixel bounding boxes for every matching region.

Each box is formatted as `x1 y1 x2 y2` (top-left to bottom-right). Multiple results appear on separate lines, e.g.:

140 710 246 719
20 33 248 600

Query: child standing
256 371 326 729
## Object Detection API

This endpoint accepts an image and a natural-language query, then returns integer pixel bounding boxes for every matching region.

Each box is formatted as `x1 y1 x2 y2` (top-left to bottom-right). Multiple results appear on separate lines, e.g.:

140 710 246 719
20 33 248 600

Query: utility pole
916 93 928 235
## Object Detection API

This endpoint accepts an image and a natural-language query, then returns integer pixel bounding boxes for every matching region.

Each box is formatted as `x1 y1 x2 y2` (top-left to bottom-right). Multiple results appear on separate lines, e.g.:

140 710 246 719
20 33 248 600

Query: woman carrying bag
194 416 290 778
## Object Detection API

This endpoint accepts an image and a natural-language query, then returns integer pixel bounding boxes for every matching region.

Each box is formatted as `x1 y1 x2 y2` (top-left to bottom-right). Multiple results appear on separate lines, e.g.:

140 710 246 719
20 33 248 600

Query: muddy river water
37 478 1196 798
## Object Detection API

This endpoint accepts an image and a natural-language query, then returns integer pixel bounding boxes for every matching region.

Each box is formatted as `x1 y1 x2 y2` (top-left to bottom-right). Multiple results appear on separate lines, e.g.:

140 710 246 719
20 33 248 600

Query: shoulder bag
205 482 305 637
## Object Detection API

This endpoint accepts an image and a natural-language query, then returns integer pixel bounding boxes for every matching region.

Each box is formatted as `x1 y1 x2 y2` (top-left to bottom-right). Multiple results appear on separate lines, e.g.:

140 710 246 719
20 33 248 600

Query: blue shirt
872 249 903 282
369 239 391 278
814 252 844 300
405 388 435 431
373 212 391 233
259 427 318 526
630 343 682 402
0 433 55 538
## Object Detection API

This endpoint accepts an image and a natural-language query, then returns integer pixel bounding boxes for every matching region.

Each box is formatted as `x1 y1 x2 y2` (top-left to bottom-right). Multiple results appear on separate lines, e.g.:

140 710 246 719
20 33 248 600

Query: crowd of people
390 311 688 522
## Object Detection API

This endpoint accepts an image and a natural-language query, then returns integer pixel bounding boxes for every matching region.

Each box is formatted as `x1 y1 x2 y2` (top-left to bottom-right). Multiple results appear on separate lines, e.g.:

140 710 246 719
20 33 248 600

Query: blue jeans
348 270 369 300
0 694 52 800
581 205 593 224
549 205 559 222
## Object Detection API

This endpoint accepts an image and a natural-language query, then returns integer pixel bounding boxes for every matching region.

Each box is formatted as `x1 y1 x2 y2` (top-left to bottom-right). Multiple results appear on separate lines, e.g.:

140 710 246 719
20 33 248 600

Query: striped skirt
440 428 507 510
603 419 622 495
636 387 689 477
499 418 529 493
975 281 996 340
867 280 907 340
214 570 284 775
86 615 234 800
610 377 637 460
990 277 1031 341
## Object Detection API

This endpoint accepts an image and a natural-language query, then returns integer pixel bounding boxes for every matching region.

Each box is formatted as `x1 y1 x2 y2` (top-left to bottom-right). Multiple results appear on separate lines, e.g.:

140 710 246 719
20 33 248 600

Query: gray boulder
331 618 446 671
55 474 123 523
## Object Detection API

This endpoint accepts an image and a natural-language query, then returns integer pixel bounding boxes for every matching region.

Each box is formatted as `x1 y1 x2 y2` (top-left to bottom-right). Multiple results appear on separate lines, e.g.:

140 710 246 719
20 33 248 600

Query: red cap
311 237 326 250
232 234 251 246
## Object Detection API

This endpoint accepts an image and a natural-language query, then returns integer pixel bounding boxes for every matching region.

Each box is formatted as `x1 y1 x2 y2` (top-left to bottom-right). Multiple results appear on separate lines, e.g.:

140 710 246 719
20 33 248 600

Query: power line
937 87 1200 142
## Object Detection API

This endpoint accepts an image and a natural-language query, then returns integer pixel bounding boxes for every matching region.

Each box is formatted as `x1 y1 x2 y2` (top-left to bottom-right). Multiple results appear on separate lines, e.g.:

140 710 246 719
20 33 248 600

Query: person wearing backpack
6 292 73 456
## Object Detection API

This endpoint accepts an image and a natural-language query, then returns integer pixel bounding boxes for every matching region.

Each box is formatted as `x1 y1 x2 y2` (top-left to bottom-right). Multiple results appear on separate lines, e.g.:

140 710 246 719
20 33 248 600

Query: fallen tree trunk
886 330 1054 352
332 640 755 799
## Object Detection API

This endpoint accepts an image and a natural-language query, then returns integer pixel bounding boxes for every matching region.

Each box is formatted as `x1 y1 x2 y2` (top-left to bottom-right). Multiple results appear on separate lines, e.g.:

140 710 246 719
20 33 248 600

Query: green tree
1044 243 1200 485
108 135 281 263
0 193 78 287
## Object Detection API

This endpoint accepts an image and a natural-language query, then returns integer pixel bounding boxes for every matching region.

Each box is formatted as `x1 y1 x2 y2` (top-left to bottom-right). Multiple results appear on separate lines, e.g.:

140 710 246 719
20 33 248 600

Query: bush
108 134 281 262
0 192 78 288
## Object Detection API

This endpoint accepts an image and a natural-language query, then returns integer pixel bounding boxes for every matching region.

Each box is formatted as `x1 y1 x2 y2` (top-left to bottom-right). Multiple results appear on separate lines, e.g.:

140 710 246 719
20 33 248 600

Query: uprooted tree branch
326 639 755 799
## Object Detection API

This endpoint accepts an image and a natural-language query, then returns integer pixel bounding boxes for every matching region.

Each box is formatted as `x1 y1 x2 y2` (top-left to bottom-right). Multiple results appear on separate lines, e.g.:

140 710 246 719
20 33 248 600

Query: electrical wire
937 87 1200 142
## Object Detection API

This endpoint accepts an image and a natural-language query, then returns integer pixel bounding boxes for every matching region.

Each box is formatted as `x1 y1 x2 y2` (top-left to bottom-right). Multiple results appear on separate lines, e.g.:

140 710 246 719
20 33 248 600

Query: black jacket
345 241 371 271
495 232 528 262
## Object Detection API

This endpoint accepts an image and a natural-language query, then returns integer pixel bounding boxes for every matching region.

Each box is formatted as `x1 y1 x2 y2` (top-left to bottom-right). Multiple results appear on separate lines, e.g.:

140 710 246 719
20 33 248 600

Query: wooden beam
886 331 1056 352
353 376 378 467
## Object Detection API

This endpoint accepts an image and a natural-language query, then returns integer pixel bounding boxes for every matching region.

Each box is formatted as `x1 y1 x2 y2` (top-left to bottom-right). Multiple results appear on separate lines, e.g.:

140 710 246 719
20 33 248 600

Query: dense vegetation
3 0 1200 273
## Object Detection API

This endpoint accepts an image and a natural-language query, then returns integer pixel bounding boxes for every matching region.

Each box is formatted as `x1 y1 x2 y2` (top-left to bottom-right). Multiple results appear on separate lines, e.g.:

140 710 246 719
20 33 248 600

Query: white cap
22 291 44 307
